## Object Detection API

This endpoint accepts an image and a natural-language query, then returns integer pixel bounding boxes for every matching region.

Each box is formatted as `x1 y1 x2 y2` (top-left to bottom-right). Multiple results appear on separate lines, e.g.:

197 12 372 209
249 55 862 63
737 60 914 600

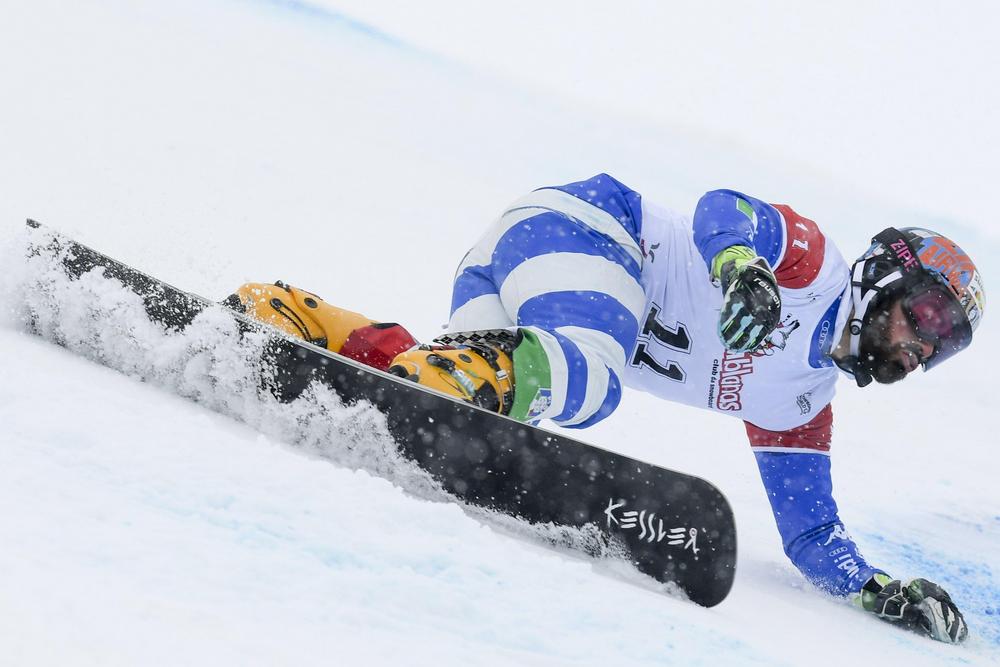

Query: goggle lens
903 286 973 370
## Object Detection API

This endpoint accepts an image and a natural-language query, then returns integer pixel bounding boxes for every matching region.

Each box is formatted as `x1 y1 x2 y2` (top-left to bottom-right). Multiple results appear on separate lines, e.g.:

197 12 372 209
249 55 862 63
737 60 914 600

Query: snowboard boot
225 281 417 371
388 330 517 415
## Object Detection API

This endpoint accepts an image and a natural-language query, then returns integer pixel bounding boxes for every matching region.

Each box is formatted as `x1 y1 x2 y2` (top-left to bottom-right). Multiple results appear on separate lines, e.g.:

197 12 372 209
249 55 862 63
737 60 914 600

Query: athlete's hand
713 245 782 352
858 574 968 644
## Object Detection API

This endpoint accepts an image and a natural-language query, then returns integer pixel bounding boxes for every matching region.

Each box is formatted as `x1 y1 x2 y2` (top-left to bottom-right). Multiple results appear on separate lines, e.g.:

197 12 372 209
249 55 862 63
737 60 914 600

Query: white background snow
1 1 998 665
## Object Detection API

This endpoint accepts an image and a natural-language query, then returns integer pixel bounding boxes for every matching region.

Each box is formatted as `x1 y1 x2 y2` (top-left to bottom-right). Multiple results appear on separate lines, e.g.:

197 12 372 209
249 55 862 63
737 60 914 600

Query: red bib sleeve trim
772 204 826 289
745 403 833 454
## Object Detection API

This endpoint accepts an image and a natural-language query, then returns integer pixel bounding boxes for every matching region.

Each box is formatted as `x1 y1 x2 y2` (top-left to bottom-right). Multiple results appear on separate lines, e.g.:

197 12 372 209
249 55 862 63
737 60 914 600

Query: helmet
842 227 985 386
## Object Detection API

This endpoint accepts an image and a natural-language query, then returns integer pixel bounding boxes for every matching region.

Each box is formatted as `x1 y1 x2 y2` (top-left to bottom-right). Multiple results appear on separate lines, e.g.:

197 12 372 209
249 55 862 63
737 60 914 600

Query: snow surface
1 1 998 665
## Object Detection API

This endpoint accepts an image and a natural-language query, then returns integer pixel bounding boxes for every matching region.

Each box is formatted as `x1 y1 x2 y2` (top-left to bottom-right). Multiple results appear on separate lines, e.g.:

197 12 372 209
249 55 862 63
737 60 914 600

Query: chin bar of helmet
840 227 927 388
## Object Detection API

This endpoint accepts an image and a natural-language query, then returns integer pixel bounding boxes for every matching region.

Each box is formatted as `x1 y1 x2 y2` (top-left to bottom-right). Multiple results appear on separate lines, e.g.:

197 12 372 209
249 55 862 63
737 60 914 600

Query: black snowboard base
24 219 737 606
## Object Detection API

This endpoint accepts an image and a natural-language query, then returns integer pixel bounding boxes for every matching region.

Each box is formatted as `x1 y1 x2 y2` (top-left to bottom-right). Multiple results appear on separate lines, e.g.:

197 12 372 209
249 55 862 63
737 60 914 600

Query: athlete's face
859 299 936 384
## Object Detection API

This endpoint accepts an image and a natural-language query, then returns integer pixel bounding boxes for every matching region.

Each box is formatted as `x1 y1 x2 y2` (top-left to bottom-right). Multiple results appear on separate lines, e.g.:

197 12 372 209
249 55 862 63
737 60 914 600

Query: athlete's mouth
899 345 923 374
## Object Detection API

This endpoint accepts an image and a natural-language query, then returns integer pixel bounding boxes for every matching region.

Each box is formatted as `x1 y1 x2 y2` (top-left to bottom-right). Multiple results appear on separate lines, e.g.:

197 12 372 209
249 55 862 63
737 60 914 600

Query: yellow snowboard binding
388 330 517 415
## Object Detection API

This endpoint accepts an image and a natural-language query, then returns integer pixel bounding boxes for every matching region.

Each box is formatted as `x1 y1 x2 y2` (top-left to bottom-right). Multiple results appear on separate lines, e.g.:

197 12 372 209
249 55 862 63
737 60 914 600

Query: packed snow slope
1 1 998 665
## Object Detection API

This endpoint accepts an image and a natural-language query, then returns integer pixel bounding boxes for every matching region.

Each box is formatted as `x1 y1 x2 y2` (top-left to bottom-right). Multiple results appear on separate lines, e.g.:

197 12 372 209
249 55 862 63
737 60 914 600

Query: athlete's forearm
754 451 883 596
692 189 784 272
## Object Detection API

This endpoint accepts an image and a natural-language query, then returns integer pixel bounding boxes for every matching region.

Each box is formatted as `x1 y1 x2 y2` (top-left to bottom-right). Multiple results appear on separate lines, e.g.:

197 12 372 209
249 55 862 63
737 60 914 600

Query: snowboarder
230 174 983 643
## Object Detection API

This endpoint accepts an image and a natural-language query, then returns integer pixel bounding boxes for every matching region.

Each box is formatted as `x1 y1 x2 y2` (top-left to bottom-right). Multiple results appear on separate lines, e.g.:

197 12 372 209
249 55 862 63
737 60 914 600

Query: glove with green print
712 244 782 352
855 573 969 644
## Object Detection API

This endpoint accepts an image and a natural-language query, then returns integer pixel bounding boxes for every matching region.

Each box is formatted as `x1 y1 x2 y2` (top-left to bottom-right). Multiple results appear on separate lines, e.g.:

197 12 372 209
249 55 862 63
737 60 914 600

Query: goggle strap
849 259 905 359
849 262 865 359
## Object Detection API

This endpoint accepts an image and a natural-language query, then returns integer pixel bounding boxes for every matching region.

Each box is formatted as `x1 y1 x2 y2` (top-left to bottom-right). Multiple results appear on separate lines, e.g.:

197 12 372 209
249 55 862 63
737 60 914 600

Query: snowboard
24 219 737 607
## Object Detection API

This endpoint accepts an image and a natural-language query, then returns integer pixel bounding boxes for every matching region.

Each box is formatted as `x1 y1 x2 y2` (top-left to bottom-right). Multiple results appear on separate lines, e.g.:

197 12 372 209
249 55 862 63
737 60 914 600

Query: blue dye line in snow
862 532 1000 648
249 0 444 61
258 0 402 43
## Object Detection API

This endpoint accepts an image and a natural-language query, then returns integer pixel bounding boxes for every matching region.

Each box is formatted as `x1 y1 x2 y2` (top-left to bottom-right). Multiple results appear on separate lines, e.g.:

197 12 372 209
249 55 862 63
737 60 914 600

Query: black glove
714 247 782 352
860 574 969 644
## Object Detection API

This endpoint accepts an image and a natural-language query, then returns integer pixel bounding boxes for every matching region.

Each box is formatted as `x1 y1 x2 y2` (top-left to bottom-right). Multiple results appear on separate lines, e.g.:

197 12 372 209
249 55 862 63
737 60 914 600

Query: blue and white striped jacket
449 174 646 428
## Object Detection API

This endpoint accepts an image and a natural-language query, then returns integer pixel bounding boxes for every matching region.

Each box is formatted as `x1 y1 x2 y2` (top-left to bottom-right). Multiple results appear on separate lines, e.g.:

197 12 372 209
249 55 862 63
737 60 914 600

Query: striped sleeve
692 189 785 271
692 190 828 289
450 174 646 428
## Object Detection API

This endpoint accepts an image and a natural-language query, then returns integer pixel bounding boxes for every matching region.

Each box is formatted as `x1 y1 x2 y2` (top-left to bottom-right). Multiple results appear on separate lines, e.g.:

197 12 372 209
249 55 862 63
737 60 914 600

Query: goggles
902 284 973 371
